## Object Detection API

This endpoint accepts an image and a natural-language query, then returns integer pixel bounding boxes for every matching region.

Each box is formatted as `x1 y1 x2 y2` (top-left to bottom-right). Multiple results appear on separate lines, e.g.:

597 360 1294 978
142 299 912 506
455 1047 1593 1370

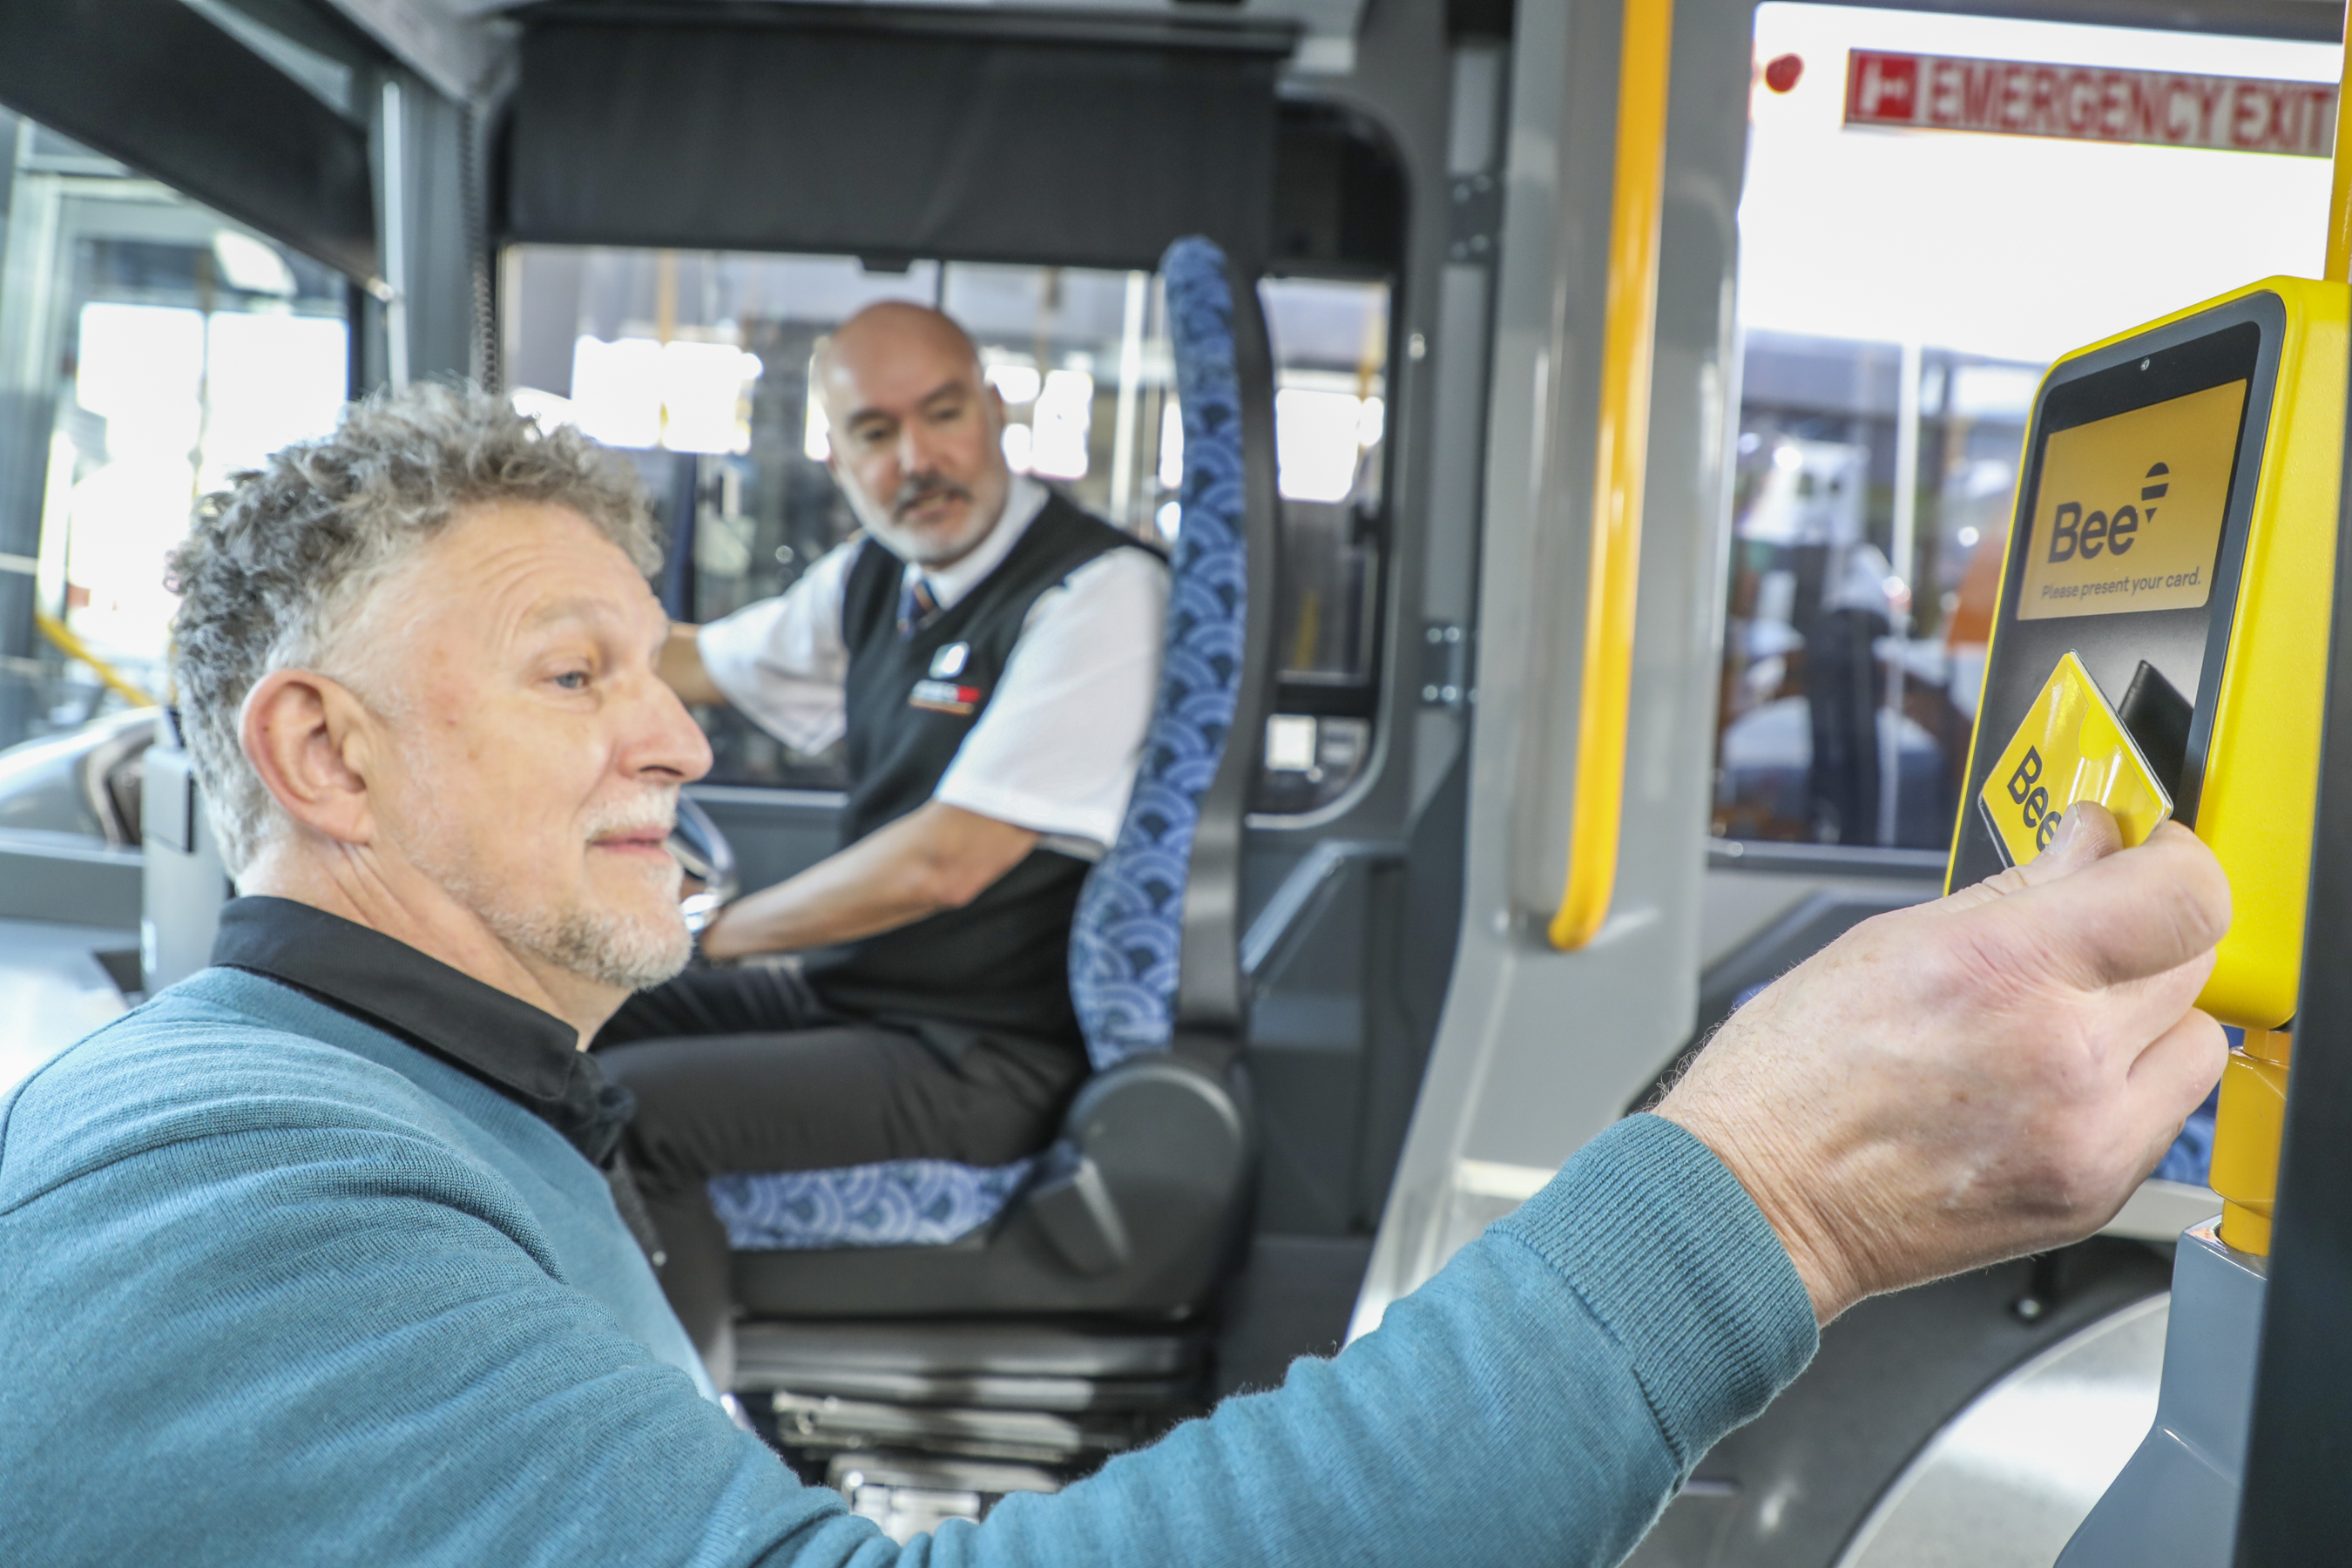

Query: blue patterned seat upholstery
1066 235 1246 1070
710 1155 1037 1250
711 235 1249 1253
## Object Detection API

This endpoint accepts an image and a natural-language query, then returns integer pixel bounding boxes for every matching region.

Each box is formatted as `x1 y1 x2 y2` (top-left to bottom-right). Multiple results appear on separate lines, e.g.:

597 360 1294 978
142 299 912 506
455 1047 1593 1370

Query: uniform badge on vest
909 679 982 716
929 642 970 679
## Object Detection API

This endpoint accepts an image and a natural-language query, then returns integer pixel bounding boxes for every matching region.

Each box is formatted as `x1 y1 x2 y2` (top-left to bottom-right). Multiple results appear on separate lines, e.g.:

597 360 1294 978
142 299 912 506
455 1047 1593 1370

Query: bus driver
605 301 1168 1381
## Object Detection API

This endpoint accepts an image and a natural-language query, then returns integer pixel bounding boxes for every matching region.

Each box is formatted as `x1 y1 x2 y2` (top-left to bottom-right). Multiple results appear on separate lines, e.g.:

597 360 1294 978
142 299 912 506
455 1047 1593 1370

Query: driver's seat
716 237 1278 1467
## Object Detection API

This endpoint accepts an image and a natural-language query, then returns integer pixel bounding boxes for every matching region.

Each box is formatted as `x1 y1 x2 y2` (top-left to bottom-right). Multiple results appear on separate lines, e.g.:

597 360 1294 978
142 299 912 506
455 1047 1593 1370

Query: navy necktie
897 576 942 639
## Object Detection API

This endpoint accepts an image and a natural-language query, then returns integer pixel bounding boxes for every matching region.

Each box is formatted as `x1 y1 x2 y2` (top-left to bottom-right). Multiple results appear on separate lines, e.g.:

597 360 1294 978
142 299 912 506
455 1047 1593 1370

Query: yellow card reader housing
1947 277 2347 1031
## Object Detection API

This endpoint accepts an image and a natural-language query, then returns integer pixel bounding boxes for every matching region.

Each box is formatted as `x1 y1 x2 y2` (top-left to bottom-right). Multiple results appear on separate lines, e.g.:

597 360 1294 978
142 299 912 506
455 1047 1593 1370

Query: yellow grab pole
2212 1028 2293 1254
33 607 157 708
1550 0 1675 950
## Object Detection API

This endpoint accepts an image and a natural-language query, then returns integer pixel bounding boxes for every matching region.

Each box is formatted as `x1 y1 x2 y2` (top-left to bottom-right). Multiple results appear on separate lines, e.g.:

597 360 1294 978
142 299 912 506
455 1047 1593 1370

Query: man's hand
700 801 1039 960
1659 804 2231 1324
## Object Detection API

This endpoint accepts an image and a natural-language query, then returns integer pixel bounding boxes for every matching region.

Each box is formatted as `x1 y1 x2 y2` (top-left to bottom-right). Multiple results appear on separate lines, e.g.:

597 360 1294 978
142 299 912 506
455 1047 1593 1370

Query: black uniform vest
799 493 1155 1049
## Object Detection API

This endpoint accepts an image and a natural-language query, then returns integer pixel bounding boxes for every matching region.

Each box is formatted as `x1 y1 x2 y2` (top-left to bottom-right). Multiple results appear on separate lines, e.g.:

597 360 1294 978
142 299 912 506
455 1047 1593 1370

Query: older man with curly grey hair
0 382 2234 1568
169 383 701 1005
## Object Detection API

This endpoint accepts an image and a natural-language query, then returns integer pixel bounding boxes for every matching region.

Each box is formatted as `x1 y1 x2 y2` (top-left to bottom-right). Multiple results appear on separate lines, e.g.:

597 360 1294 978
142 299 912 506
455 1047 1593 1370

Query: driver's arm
701 801 1037 959
657 622 727 708
703 544 1166 960
669 538 862 755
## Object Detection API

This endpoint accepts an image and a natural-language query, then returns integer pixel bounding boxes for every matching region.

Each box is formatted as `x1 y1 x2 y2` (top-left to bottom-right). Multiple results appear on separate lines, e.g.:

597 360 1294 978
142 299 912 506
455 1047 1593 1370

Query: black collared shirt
211 896 634 1165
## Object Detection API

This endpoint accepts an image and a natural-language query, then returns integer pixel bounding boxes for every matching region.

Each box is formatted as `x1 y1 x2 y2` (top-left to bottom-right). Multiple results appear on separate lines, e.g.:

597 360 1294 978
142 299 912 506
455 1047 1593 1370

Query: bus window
1723 341 2041 848
0 112 351 757
503 247 1169 791
504 247 1395 807
1715 3 2334 851
1254 274 1389 818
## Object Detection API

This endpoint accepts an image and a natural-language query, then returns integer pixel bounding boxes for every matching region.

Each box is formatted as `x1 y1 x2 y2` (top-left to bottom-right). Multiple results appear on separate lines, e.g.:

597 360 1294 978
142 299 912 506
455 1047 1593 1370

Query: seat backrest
1069 234 1277 1071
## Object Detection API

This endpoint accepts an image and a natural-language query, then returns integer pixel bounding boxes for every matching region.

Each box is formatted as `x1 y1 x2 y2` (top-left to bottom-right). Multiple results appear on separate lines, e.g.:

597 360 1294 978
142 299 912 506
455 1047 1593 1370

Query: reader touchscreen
1948 303 2274 891
2018 380 2245 622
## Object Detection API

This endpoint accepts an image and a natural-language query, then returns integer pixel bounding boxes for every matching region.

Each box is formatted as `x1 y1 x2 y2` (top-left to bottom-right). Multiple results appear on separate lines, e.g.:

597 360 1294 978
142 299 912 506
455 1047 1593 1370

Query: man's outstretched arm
1 1076 1809 1568
3 804 2229 1566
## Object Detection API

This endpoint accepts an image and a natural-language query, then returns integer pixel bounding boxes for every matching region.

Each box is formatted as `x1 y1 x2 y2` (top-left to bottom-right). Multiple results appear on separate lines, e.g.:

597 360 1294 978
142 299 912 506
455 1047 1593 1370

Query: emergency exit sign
1844 50 2336 158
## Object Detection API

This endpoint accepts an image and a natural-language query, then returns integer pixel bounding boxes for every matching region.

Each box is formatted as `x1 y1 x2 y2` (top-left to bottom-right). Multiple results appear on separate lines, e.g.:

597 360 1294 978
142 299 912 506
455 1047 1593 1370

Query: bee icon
2142 463 2170 504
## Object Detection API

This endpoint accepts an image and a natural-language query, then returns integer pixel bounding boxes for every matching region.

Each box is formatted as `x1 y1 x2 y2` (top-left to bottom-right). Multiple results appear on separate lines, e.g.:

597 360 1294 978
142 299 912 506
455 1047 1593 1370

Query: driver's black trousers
594 964 1085 1383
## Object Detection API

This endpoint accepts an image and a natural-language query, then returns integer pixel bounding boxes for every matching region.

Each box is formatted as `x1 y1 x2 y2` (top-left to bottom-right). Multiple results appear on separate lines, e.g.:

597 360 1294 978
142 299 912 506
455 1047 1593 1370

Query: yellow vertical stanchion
2213 1027 2293 1254
1550 0 1675 950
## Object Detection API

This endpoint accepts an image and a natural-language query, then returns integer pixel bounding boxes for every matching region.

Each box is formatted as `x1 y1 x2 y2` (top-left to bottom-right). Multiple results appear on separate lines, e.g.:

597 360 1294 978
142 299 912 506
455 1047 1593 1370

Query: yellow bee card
1978 651 2173 866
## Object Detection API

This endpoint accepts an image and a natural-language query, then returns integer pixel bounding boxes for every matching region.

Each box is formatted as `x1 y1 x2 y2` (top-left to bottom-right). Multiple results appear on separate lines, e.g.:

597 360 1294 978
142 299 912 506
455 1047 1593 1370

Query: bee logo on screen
2047 463 2169 564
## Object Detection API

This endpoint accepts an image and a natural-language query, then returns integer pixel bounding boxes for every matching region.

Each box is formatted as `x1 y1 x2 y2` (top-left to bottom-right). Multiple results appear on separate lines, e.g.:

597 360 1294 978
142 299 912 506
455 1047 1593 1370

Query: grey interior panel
1625 1239 2172 1568
1638 870 1946 1110
1836 1295 2170 1568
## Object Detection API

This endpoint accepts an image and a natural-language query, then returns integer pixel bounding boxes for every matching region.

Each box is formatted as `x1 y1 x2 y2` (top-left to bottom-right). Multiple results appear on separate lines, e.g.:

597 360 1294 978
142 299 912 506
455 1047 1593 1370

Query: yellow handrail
1549 0 1675 950
33 607 157 708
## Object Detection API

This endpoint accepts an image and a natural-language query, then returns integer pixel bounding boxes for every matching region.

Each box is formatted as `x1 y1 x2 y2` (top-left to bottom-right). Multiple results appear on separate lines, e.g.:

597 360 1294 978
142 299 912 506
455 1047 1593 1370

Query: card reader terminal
1948 278 2347 1034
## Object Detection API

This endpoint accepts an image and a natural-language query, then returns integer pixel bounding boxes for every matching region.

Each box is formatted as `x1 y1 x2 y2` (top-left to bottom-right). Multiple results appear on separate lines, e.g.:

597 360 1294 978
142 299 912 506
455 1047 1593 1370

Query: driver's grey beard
840 465 997 568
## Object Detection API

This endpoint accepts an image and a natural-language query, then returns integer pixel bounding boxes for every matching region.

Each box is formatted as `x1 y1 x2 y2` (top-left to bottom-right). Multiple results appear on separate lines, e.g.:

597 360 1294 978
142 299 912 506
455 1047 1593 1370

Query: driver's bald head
811 300 1011 569
815 302 983 417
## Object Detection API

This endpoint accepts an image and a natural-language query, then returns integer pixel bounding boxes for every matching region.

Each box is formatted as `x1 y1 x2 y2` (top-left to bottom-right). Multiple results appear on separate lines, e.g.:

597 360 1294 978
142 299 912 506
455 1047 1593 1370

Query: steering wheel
668 795 740 934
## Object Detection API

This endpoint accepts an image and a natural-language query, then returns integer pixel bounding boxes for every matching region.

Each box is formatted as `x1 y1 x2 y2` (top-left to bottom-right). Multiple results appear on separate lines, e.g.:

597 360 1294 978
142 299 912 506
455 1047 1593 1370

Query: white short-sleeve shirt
696 476 1168 858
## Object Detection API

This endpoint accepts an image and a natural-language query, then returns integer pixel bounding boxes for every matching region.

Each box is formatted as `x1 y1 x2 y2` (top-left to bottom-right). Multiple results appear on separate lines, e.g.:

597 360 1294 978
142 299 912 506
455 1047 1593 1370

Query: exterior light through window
659 341 762 455
1159 400 1184 490
1274 388 1374 504
1031 368 1093 480
571 335 761 454
1001 422 1034 474
986 362 1041 404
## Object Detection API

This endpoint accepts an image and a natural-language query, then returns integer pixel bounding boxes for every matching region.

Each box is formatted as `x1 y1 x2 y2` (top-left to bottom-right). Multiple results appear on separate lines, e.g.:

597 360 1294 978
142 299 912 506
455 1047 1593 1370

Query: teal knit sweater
0 967 1817 1565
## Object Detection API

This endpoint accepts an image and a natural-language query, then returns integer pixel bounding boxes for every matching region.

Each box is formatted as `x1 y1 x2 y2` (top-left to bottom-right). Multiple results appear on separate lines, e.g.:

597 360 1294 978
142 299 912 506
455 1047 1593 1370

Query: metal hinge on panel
1447 173 1504 263
1421 622 1470 708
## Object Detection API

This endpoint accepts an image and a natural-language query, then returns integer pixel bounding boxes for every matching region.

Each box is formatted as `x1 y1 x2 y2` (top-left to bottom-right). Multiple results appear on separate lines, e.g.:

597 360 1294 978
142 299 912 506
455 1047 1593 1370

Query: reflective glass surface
0 112 351 757
1716 337 2038 848
503 247 1393 804
1719 3 2334 851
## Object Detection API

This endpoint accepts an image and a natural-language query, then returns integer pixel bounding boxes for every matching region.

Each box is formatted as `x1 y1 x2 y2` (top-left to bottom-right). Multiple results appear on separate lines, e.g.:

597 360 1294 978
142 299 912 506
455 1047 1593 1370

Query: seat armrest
1030 1052 1253 1279
1028 1149 1132 1276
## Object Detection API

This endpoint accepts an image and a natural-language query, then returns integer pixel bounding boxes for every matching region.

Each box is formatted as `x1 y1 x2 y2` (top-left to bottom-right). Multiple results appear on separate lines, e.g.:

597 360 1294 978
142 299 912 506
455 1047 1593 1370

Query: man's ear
240 669 377 847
